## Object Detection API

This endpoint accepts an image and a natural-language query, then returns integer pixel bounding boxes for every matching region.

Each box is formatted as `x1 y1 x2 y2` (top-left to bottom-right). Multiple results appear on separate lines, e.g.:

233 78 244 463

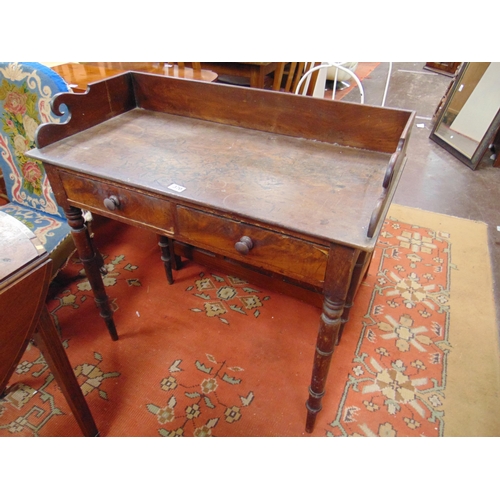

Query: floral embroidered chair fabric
0 62 74 273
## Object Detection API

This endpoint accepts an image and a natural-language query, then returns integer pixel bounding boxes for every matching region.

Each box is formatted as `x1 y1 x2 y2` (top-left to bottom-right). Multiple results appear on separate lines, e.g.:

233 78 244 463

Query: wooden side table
27 72 414 432
202 62 283 88
0 211 98 437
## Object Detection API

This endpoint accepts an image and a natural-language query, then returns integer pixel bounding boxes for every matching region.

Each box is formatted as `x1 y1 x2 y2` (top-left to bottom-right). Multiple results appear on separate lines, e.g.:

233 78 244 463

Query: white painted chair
295 62 393 107
295 62 365 103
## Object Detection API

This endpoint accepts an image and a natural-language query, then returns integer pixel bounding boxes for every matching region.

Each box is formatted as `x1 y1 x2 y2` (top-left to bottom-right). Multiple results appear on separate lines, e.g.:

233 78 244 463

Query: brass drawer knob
103 195 120 210
234 236 253 255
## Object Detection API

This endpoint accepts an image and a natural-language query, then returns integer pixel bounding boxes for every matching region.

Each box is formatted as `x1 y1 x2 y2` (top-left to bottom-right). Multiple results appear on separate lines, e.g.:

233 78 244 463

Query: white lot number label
168 183 186 193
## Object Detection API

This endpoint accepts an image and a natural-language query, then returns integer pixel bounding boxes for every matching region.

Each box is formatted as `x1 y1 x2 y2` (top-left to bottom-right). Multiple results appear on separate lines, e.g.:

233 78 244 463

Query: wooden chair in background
273 63 321 94
294 62 366 103
278 62 393 106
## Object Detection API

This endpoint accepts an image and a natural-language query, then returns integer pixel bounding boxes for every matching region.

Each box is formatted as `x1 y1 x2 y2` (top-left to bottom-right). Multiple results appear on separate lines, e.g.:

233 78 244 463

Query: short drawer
176 206 328 286
59 172 174 233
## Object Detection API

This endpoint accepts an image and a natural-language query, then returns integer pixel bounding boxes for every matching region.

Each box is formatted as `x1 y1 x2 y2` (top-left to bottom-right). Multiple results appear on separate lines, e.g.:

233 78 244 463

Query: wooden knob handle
234 236 253 255
103 195 120 210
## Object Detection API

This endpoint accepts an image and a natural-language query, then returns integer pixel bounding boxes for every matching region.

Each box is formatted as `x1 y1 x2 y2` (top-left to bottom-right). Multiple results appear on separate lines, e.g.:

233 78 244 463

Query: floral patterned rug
1 204 499 437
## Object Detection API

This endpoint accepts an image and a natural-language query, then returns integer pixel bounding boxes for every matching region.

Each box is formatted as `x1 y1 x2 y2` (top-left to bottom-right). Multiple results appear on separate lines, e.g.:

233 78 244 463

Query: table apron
57 171 330 288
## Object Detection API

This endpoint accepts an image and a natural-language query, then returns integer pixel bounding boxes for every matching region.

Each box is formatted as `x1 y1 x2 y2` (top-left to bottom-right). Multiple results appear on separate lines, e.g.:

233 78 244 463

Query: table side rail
366 109 414 238
132 72 415 154
48 167 330 288
34 71 415 155
35 73 136 148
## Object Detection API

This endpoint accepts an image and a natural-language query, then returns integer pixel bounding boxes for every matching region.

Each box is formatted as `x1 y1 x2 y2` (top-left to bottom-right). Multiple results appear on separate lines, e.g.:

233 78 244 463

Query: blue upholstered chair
0 62 74 275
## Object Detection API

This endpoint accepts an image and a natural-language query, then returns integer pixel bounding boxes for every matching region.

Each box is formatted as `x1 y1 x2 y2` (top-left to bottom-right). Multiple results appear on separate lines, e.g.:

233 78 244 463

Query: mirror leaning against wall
430 62 500 170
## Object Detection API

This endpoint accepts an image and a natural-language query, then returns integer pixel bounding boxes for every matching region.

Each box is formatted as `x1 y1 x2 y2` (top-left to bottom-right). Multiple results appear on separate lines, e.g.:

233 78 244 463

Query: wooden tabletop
52 62 218 92
29 107 391 249
30 71 414 249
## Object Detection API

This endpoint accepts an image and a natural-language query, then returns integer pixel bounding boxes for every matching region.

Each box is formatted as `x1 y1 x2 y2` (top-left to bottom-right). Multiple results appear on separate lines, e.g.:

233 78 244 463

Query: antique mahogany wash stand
27 72 414 433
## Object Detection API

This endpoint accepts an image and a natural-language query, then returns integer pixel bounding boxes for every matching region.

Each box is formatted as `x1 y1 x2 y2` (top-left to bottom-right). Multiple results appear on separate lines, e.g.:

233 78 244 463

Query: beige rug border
388 204 500 436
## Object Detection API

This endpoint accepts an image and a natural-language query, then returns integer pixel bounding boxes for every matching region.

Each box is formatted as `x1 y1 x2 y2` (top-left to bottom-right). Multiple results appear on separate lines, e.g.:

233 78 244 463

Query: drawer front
59 172 174 233
177 206 328 286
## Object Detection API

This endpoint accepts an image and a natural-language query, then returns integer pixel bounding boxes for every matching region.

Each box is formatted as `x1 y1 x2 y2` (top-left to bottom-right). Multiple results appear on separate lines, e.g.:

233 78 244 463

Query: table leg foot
97 302 119 341
172 243 182 270
305 297 340 432
305 388 324 433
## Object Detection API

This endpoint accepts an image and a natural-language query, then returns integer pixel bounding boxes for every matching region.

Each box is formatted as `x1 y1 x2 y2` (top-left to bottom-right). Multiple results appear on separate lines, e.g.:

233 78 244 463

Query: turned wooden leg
158 236 182 281
33 307 99 437
66 206 118 341
305 245 359 433
169 238 182 271
158 235 174 285
250 67 266 88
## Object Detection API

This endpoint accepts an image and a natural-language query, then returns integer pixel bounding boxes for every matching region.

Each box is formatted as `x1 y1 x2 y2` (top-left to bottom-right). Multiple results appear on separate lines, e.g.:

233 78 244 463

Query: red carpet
0 204 468 437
